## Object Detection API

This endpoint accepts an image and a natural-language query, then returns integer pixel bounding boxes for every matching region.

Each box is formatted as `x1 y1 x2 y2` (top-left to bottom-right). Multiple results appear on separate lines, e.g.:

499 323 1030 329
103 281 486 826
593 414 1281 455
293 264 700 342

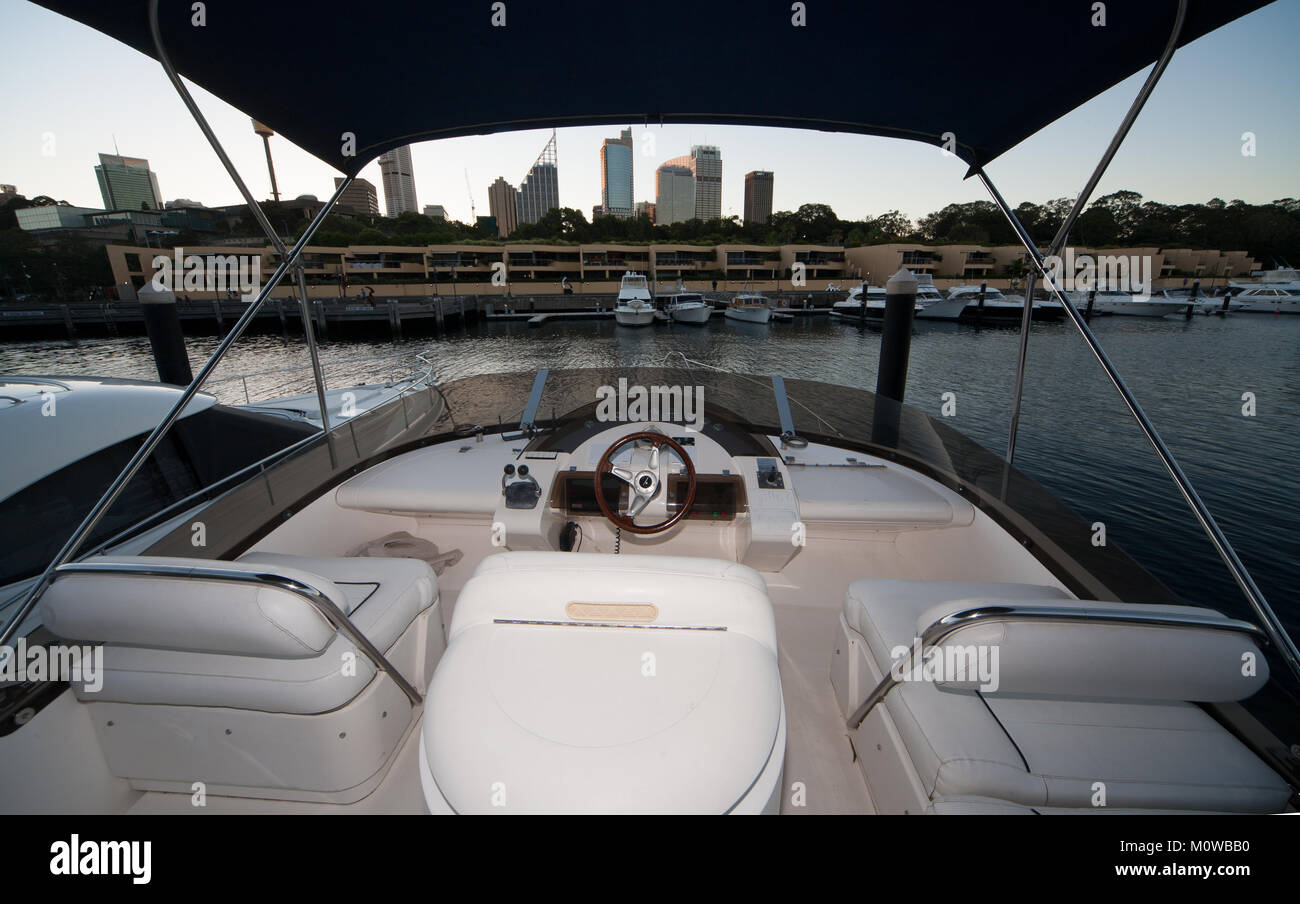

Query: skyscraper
690 146 722 220
655 163 695 226
94 153 162 211
744 171 774 225
378 145 419 217
658 146 722 222
488 177 519 238
334 177 379 216
600 128 634 219
517 131 559 226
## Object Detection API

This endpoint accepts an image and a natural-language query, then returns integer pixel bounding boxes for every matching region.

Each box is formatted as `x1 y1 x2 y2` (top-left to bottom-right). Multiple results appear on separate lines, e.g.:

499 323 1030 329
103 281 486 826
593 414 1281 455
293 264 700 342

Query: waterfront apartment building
655 164 695 226
517 131 559 225
744 171 774 225
488 177 519 238
95 154 163 211
102 241 1259 300
333 177 380 216
378 145 419 217
600 129 634 219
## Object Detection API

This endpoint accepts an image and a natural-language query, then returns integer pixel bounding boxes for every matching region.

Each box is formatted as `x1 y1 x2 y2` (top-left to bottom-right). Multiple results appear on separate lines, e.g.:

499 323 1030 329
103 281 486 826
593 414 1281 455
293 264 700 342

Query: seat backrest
911 598 1269 702
451 552 778 654
41 555 348 658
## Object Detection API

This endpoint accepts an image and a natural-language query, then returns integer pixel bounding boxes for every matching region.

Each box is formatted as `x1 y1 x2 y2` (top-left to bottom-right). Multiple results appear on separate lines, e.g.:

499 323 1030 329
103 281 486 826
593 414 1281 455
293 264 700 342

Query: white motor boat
724 292 773 323
666 293 712 324
659 280 712 324
1065 290 1186 317
613 271 655 326
832 277 966 321
1227 271 1300 313
947 285 1066 322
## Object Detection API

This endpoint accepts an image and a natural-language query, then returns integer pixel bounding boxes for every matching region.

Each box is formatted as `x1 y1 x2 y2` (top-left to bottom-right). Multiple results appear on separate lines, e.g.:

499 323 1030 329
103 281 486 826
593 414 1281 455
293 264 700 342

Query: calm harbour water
2 312 1297 639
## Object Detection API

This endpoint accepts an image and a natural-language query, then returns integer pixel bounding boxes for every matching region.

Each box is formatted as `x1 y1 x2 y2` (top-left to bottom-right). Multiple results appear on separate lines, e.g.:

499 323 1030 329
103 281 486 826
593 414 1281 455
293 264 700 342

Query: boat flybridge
613 272 655 326
3 0 1297 816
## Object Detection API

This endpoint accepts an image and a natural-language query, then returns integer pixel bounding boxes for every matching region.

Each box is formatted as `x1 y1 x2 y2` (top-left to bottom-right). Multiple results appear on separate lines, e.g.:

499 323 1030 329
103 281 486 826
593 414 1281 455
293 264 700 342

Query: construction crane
464 169 476 221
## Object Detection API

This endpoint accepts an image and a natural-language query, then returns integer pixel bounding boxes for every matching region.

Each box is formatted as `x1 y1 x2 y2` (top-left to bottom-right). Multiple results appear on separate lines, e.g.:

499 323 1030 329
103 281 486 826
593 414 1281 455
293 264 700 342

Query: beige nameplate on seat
565 601 658 623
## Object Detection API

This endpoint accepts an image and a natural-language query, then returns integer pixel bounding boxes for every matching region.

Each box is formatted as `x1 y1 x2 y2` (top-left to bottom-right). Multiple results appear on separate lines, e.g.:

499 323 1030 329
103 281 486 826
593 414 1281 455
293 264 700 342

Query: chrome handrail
847 603 1268 730
54 561 423 706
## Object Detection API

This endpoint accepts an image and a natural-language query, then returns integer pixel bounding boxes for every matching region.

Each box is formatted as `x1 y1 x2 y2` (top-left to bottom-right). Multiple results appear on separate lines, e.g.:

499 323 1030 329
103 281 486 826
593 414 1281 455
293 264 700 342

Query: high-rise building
334 177 379 216
744 171 774 225
517 131 559 225
600 128 634 219
378 145 419 217
655 162 696 226
488 177 519 238
635 201 655 223
94 153 162 211
423 205 448 219
690 146 722 220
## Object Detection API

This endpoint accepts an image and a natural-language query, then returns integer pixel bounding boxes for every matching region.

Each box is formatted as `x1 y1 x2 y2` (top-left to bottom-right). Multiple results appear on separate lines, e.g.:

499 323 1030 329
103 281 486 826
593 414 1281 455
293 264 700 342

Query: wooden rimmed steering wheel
594 430 697 535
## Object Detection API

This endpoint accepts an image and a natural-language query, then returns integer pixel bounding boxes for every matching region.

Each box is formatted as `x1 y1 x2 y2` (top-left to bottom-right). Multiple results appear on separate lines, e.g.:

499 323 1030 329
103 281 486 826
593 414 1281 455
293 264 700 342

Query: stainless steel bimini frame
55 561 424 705
0 1 360 653
973 0 1300 684
2 0 1296 696
847 604 1269 730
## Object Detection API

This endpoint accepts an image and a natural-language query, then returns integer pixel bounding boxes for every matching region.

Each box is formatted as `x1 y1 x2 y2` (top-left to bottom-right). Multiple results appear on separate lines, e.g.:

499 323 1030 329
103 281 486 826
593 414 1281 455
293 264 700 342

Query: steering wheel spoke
609 466 635 486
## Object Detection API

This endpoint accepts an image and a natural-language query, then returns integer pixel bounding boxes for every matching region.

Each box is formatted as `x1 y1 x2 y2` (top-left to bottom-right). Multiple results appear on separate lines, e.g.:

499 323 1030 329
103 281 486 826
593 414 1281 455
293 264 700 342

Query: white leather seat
41 553 438 713
839 578 1290 813
421 552 786 814
38 552 445 802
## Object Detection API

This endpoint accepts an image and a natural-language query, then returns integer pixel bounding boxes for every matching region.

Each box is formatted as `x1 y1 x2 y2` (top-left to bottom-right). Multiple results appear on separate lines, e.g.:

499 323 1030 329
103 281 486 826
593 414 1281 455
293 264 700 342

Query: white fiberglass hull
1233 296 1300 314
725 305 772 324
1087 299 1186 317
669 304 712 324
614 307 656 327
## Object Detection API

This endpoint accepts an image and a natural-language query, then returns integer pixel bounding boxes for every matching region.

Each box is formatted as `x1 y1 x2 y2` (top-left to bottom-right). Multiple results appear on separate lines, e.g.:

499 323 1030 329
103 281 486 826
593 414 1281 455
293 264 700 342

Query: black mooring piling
138 284 194 387
871 268 917 448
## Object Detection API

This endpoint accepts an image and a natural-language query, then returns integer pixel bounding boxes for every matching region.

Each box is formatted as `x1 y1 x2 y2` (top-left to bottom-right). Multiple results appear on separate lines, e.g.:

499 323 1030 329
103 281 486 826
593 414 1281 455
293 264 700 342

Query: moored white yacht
946 284 1066 322
833 277 966 321
612 271 656 326
3 0 1295 820
1227 274 1300 313
660 281 712 324
724 291 773 323
1064 289 1186 317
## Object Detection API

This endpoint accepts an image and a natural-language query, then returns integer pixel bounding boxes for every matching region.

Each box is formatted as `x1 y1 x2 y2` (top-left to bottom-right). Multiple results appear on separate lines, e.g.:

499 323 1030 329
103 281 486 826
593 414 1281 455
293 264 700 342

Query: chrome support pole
147 0 332 437
978 174 1300 686
0 176 355 649
1005 268 1036 464
1000 0 1188 466
294 261 334 437
848 604 1268 730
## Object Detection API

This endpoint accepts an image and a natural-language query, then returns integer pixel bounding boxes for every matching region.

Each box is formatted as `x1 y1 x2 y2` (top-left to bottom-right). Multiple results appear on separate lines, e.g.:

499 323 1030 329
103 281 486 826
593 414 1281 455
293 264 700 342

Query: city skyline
3 0 1299 226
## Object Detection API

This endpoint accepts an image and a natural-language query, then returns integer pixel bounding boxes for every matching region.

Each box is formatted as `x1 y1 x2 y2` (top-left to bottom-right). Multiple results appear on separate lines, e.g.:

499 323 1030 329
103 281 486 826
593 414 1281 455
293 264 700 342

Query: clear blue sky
1 0 1297 224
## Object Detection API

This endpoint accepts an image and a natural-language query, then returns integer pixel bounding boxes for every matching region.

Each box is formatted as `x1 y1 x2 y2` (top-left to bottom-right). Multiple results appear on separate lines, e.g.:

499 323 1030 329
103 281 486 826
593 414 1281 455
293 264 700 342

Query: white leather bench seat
844 578 1290 813
421 552 786 814
41 553 437 714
